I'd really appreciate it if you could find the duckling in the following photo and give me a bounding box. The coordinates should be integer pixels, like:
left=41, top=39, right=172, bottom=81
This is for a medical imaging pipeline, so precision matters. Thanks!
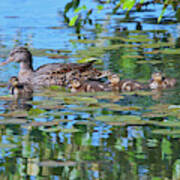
left=69, top=78, right=111, bottom=93
left=149, top=72, right=176, bottom=89
left=108, top=74, right=144, bottom=92
left=8, top=76, right=33, bottom=98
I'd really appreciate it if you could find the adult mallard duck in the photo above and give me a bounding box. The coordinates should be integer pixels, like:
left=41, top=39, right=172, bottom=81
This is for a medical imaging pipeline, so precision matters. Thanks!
left=69, top=78, right=111, bottom=93
left=0, top=47, right=107, bottom=86
left=149, top=72, right=176, bottom=89
left=108, top=74, right=145, bottom=91
left=8, top=76, right=33, bottom=98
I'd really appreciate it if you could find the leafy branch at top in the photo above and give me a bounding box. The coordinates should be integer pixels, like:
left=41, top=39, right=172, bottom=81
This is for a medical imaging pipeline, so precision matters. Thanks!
left=62, top=0, right=180, bottom=33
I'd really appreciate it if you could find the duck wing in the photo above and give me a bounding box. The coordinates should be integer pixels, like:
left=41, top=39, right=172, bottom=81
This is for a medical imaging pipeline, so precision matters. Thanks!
left=32, top=60, right=96, bottom=86
left=35, top=60, right=96, bottom=74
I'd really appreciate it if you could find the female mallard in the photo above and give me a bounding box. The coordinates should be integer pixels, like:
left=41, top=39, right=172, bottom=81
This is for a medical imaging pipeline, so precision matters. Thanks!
left=8, top=76, right=33, bottom=98
left=108, top=74, right=145, bottom=91
left=0, top=47, right=106, bottom=86
left=69, top=78, right=111, bottom=93
left=149, top=72, right=176, bottom=89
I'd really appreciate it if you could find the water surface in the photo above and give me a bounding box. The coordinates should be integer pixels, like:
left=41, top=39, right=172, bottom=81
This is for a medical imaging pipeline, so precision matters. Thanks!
left=0, top=0, right=180, bottom=179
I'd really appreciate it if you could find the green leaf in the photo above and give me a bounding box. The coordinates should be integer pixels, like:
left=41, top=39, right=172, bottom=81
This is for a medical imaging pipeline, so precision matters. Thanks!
left=64, top=2, right=73, bottom=13
left=69, top=15, right=78, bottom=26
left=77, top=57, right=102, bottom=64
left=97, top=5, right=104, bottom=11
left=122, top=0, right=136, bottom=10
left=28, top=108, right=46, bottom=117
left=158, top=0, right=168, bottom=23
left=74, top=5, right=87, bottom=13
left=158, top=7, right=166, bottom=23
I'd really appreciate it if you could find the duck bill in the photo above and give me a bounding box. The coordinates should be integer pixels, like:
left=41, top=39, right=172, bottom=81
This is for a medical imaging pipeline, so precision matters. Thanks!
left=0, top=57, right=13, bottom=66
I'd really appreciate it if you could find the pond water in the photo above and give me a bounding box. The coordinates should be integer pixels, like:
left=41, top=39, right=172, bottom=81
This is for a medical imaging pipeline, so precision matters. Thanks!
left=0, top=0, right=180, bottom=179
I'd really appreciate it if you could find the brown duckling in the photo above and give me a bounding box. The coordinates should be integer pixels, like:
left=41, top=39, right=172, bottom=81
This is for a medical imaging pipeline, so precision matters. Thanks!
left=149, top=72, right=176, bottom=90
left=69, top=78, right=111, bottom=93
left=8, top=76, right=33, bottom=98
left=0, top=47, right=108, bottom=86
left=108, top=74, right=145, bottom=92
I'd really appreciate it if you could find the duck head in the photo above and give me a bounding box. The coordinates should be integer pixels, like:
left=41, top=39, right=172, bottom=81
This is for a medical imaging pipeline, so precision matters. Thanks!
left=8, top=76, right=20, bottom=96
left=151, top=72, right=165, bottom=82
left=70, top=79, right=81, bottom=89
left=9, top=76, right=19, bottom=87
left=149, top=72, right=166, bottom=89
left=0, top=47, right=33, bottom=69
left=108, top=74, right=120, bottom=85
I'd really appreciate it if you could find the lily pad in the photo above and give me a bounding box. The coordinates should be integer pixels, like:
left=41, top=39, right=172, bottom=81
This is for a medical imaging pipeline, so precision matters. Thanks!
left=39, top=126, right=62, bottom=132
left=0, top=143, right=18, bottom=149
left=152, top=129, right=180, bottom=135
left=156, top=121, right=180, bottom=128
left=28, top=108, right=47, bottom=117
left=136, top=60, right=162, bottom=64
left=75, top=121, right=97, bottom=126
left=121, top=90, right=153, bottom=96
left=123, top=55, right=144, bottom=59
left=75, top=47, right=104, bottom=58
left=25, top=121, right=59, bottom=127
left=95, top=115, right=141, bottom=122
left=0, top=110, right=28, bottom=118
left=144, top=50, right=160, bottom=54
left=141, top=42, right=174, bottom=48
left=47, top=55, right=69, bottom=59
left=39, top=160, right=76, bottom=167
left=28, top=100, right=64, bottom=110
left=37, top=104, right=64, bottom=110
left=101, top=103, right=141, bottom=111
left=168, top=105, right=180, bottom=110
left=39, top=126, right=80, bottom=133
left=70, top=39, right=100, bottom=44
left=103, top=44, right=139, bottom=50
left=160, top=48, right=180, bottom=55
left=63, top=96, right=98, bottom=105
left=148, top=104, right=170, bottom=111
left=95, top=93, right=124, bottom=102
left=0, top=95, right=13, bottom=101
left=52, top=111, right=74, bottom=117
left=60, top=128, right=80, bottom=133
left=0, top=118, right=28, bottom=124
left=142, top=112, right=167, bottom=118
left=70, top=105, right=100, bottom=112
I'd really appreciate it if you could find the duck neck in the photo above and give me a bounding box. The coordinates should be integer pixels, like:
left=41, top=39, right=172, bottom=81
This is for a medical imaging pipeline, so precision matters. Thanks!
left=19, top=61, right=33, bottom=73
left=18, top=61, right=33, bottom=84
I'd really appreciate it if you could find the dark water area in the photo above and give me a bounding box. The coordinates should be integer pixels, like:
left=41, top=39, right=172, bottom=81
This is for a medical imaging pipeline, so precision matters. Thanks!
left=0, top=0, right=180, bottom=179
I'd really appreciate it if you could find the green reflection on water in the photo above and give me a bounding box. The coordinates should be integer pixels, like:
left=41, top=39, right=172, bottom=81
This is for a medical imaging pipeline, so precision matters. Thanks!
left=0, top=10, right=180, bottom=180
